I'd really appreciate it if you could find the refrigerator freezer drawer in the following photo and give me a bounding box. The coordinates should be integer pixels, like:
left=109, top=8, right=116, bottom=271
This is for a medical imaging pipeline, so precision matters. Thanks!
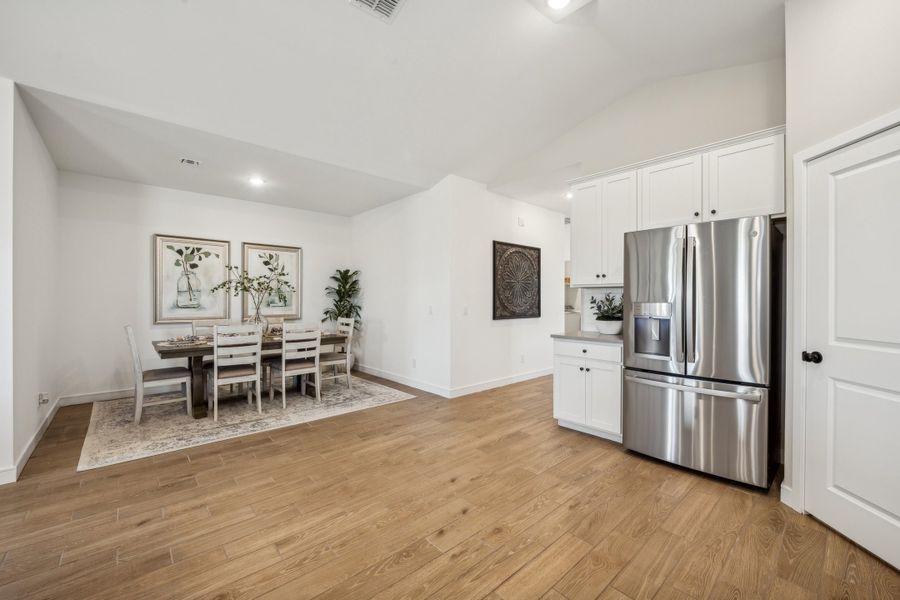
left=623, top=371, right=769, bottom=487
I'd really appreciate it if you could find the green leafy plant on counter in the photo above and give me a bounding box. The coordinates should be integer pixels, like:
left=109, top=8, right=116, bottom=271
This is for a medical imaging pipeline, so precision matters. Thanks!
left=590, top=293, right=624, bottom=321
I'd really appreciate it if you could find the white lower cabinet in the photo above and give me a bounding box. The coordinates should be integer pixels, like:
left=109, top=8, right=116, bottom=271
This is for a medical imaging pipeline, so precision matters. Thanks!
left=552, top=340, right=623, bottom=442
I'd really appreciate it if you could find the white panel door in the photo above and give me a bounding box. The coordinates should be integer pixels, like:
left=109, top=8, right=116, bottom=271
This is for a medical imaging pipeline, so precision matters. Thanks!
left=599, top=170, right=638, bottom=286
left=705, top=133, right=785, bottom=220
left=586, top=359, right=621, bottom=435
left=570, top=182, right=601, bottom=286
left=639, top=154, right=702, bottom=230
left=805, top=124, right=900, bottom=568
left=553, top=357, right=587, bottom=424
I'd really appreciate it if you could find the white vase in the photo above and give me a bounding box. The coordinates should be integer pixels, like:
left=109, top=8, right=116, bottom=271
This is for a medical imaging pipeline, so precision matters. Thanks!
left=595, top=320, right=623, bottom=335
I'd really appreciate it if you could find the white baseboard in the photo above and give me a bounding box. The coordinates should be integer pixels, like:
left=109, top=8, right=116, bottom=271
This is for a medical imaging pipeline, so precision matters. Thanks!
left=447, top=368, right=552, bottom=398
left=780, top=484, right=802, bottom=513
left=355, top=365, right=452, bottom=398
left=59, top=388, right=133, bottom=406
left=0, top=398, right=60, bottom=486
left=557, top=419, right=622, bottom=444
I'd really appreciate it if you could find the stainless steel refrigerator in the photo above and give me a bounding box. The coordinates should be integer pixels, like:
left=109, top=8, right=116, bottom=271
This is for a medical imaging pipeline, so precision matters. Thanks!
left=623, top=215, right=782, bottom=488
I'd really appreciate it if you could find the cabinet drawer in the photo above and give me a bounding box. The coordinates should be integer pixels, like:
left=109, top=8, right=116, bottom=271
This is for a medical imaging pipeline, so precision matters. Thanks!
left=554, top=340, right=622, bottom=363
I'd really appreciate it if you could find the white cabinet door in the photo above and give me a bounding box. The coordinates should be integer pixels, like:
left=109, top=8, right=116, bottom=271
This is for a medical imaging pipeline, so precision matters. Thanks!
left=553, top=357, right=587, bottom=424
left=570, top=182, right=601, bottom=286
left=586, top=359, right=622, bottom=435
left=804, top=124, right=900, bottom=568
left=639, top=154, right=702, bottom=230
left=705, top=133, right=785, bottom=221
left=599, top=170, right=638, bottom=286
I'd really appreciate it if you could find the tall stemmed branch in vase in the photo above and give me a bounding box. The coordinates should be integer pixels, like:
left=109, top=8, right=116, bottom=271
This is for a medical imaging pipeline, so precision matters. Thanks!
left=166, top=245, right=218, bottom=303
left=211, top=265, right=295, bottom=327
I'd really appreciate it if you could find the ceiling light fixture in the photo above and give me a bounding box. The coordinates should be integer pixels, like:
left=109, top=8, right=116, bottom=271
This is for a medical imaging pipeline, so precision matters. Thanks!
left=248, top=176, right=266, bottom=187
left=565, top=191, right=574, bottom=200
left=547, top=0, right=571, bottom=9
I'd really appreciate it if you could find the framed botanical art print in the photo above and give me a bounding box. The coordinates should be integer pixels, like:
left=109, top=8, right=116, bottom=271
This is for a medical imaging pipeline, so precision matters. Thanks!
left=493, top=240, right=541, bottom=320
left=242, top=242, right=302, bottom=321
left=154, top=234, right=231, bottom=323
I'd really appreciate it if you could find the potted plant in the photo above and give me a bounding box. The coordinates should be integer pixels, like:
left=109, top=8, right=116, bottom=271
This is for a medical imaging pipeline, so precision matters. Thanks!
left=321, top=269, right=362, bottom=330
left=211, top=265, right=295, bottom=332
left=590, top=292, right=624, bottom=335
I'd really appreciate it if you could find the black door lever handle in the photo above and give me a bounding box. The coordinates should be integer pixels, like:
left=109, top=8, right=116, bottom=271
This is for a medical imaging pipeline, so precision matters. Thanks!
left=802, top=351, right=823, bottom=364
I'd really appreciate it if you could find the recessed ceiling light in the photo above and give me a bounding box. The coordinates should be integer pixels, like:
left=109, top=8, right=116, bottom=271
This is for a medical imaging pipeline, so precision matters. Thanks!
left=565, top=191, right=574, bottom=200
left=547, top=0, right=571, bottom=9
left=248, top=176, right=266, bottom=187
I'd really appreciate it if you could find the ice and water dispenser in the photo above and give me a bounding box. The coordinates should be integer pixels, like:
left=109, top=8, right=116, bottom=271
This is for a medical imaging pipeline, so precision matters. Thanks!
left=632, top=302, right=672, bottom=358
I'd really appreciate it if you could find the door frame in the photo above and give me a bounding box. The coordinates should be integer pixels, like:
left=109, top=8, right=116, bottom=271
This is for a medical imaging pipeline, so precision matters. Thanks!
left=785, top=105, right=900, bottom=513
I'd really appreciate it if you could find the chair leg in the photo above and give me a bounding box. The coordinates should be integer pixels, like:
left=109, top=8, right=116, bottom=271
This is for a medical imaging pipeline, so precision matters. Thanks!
left=269, top=374, right=275, bottom=404
left=256, top=379, right=262, bottom=414
left=213, top=384, right=219, bottom=422
left=301, top=374, right=307, bottom=397
left=247, top=383, right=252, bottom=405
left=346, top=362, right=352, bottom=389
left=134, top=385, right=143, bottom=424
left=315, top=374, right=321, bottom=404
left=282, top=374, right=287, bottom=409
left=184, top=380, right=192, bottom=415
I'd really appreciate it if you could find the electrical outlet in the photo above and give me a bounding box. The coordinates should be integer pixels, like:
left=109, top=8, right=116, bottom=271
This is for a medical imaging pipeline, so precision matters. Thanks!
left=520, top=355, right=525, bottom=364
left=463, top=306, right=468, bottom=316
left=517, top=216, right=525, bottom=227
left=427, top=305, right=433, bottom=316
left=411, top=358, right=417, bottom=368
left=38, top=392, right=49, bottom=406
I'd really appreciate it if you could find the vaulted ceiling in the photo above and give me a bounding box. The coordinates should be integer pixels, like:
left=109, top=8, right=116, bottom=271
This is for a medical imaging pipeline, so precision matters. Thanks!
left=0, top=0, right=784, bottom=214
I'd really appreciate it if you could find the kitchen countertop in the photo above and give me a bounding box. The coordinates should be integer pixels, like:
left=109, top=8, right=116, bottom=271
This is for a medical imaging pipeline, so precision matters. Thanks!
left=551, top=330, right=623, bottom=344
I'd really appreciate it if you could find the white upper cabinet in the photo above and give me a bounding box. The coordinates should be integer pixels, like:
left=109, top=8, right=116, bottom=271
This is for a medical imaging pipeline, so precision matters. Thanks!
left=599, top=170, right=638, bottom=286
left=704, top=133, right=785, bottom=221
left=639, top=154, right=703, bottom=230
left=570, top=182, right=601, bottom=286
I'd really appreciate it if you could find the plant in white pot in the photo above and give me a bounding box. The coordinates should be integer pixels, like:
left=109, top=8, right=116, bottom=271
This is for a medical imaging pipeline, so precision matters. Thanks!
left=590, top=292, right=624, bottom=335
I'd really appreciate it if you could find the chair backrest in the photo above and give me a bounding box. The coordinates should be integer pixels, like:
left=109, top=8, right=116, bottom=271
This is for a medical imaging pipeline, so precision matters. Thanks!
left=213, top=324, right=262, bottom=377
left=124, top=325, right=143, bottom=385
left=282, top=323, right=320, bottom=368
left=192, top=319, right=230, bottom=337
left=336, top=317, right=355, bottom=348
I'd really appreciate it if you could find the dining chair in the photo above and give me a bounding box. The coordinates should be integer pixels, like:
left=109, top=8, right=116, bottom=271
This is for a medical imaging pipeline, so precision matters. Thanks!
left=319, top=317, right=355, bottom=390
left=124, top=326, right=192, bottom=424
left=260, top=316, right=284, bottom=390
left=267, top=326, right=321, bottom=408
left=207, top=324, right=263, bottom=421
left=191, top=319, right=230, bottom=338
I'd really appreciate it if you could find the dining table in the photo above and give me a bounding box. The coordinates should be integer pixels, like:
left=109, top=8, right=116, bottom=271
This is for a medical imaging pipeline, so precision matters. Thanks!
left=152, top=332, right=348, bottom=418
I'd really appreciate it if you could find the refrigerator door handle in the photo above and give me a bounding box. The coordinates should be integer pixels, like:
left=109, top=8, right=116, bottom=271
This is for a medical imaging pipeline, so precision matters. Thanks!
left=674, top=238, right=685, bottom=364
left=624, top=375, right=763, bottom=403
left=685, top=236, right=697, bottom=364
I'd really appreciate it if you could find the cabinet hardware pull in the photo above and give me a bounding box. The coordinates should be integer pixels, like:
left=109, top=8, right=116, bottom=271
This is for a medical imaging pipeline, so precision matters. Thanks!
left=693, top=211, right=700, bottom=217
left=582, top=349, right=587, bottom=353
left=585, top=368, right=591, bottom=372
left=601, top=274, right=606, bottom=278
left=711, top=209, right=717, bottom=215
left=579, top=367, right=584, bottom=371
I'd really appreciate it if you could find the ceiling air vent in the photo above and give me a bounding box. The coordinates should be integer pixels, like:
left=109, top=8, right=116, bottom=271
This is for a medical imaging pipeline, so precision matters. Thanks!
left=180, top=158, right=202, bottom=167
left=350, top=0, right=406, bottom=23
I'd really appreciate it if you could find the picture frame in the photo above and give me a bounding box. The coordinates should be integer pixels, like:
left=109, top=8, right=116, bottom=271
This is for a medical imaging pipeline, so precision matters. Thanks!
left=154, top=234, right=231, bottom=324
left=493, top=240, right=541, bottom=320
left=241, top=242, right=302, bottom=321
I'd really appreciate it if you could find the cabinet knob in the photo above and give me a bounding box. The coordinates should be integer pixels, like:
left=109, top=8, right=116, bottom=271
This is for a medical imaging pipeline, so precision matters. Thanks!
left=693, top=211, right=700, bottom=217
left=585, top=368, right=591, bottom=372
left=595, top=274, right=600, bottom=278
left=601, top=274, right=606, bottom=278
left=582, top=349, right=587, bottom=353
left=579, top=367, right=584, bottom=371
left=711, top=209, right=717, bottom=215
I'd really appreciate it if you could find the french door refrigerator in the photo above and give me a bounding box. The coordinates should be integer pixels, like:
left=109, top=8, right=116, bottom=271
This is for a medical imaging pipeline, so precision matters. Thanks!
left=623, top=215, right=781, bottom=488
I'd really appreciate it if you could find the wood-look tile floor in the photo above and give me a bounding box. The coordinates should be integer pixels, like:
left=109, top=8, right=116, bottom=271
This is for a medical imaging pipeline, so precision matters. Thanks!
left=1, top=374, right=897, bottom=600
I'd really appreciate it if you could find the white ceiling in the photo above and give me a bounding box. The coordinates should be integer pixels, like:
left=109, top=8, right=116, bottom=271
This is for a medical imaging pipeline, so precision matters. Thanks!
left=0, top=0, right=784, bottom=215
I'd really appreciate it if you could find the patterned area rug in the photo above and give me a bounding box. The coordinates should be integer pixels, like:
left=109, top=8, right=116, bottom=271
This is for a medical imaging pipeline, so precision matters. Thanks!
left=77, top=376, right=415, bottom=471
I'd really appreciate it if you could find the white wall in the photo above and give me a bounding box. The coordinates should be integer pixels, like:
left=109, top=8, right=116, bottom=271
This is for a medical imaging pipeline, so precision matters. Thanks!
left=781, top=0, right=900, bottom=498
left=352, top=175, right=565, bottom=397
left=447, top=176, right=565, bottom=394
left=56, top=172, right=352, bottom=401
left=12, top=85, right=58, bottom=474
left=350, top=178, right=453, bottom=395
left=0, top=78, right=15, bottom=482
left=492, top=59, right=785, bottom=188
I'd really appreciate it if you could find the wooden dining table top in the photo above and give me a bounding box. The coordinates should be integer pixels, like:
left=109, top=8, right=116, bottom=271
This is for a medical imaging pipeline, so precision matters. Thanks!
left=152, top=331, right=348, bottom=359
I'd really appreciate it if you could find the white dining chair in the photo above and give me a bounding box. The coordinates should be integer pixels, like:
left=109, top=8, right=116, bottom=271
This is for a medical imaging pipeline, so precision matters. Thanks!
left=267, top=326, right=321, bottom=407
left=192, top=319, right=230, bottom=338
left=206, top=324, right=263, bottom=421
left=124, top=326, right=192, bottom=424
left=319, top=317, right=355, bottom=390
left=260, top=316, right=284, bottom=390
